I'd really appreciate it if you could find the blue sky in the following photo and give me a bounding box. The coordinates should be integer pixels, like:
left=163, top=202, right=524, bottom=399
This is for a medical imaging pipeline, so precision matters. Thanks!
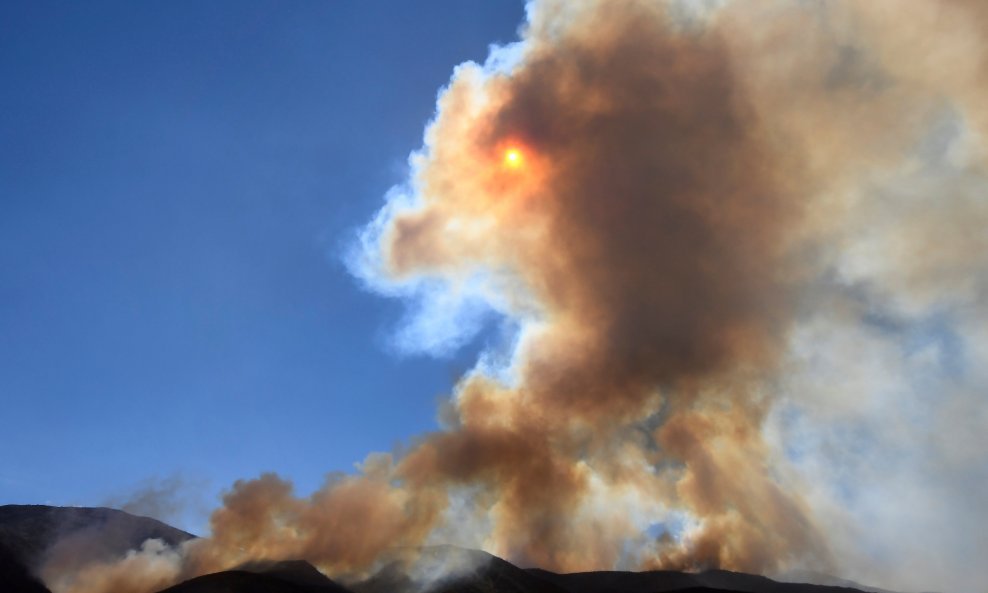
left=0, top=1, right=526, bottom=530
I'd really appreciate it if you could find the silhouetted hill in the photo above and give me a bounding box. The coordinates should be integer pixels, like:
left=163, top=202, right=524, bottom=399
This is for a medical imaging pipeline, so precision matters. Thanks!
left=350, top=546, right=570, bottom=593
left=776, top=571, right=897, bottom=593
left=0, top=506, right=892, bottom=593
left=528, top=567, right=870, bottom=593
left=345, top=546, right=876, bottom=593
left=0, top=540, right=51, bottom=593
left=0, top=505, right=193, bottom=570
left=157, top=560, right=351, bottom=593
left=156, top=544, right=886, bottom=593
left=238, top=559, right=354, bottom=592
left=0, top=504, right=194, bottom=591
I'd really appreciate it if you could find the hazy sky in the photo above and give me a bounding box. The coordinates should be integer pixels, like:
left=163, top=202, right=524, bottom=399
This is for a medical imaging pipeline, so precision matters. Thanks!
left=0, top=1, right=526, bottom=530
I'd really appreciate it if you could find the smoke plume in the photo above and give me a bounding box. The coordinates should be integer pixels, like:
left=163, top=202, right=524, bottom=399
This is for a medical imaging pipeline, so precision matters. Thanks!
left=48, top=1, right=988, bottom=592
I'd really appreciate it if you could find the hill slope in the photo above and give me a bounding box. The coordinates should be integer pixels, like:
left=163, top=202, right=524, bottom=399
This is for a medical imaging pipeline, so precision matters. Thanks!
left=529, top=567, right=870, bottom=593
left=0, top=506, right=891, bottom=593
left=345, top=547, right=877, bottom=593
left=0, top=505, right=193, bottom=568
left=157, top=560, right=352, bottom=593
left=0, top=539, right=51, bottom=593
left=0, top=504, right=193, bottom=591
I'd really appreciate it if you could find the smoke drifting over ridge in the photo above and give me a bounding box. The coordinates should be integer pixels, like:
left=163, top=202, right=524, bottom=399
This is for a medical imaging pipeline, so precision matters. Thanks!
left=49, top=1, right=988, bottom=593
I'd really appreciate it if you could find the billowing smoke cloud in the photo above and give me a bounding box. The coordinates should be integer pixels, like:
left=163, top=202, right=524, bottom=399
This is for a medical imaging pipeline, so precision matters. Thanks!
left=46, top=1, right=988, bottom=592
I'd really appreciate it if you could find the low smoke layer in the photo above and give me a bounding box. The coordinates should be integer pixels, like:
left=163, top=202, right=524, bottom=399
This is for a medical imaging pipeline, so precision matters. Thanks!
left=48, top=1, right=988, bottom=593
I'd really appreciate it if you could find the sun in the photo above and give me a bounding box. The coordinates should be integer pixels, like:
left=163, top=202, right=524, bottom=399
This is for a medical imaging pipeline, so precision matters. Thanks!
left=503, top=148, right=523, bottom=168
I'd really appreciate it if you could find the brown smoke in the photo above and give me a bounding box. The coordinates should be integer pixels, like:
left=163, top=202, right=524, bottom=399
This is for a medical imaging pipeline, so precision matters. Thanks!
left=176, top=0, right=825, bottom=577
left=381, top=0, right=819, bottom=571
left=49, top=1, right=988, bottom=592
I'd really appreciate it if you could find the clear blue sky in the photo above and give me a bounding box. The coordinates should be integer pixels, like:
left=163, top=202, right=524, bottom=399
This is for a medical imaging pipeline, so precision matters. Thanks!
left=0, top=1, right=526, bottom=530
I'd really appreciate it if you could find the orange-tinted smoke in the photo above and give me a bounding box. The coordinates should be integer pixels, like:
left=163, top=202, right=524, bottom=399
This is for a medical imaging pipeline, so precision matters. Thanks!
left=366, top=0, right=822, bottom=573
left=56, top=2, right=826, bottom=589
left=51, top=0, right=988, bottom=590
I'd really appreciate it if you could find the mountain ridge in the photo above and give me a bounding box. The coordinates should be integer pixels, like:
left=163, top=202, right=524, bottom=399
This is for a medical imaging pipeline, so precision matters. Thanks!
left=0, top=504, right=194, bottom=569
left=0, top=505, right=894, bottom=593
